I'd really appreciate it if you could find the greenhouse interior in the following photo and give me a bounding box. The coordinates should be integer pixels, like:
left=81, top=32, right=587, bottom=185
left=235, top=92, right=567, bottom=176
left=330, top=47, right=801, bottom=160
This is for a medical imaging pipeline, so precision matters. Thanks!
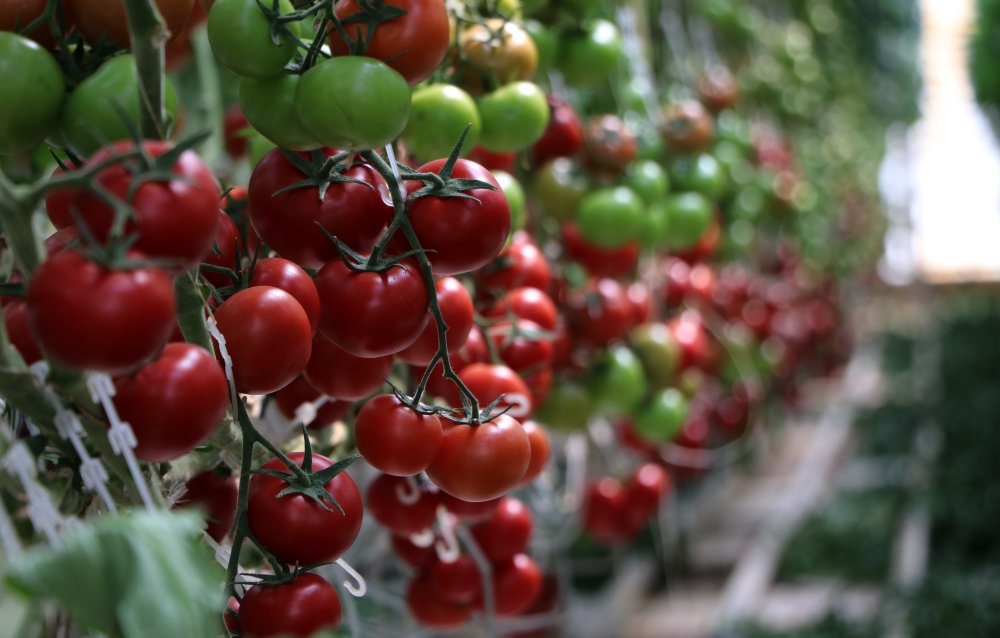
left=0, top=0, right=998, bottom=636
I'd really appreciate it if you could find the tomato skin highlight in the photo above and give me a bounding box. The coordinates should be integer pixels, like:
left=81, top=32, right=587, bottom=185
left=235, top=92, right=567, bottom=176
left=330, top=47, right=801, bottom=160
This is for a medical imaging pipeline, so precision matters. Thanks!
left=426, top=414, right=531, bottom=502
left=114, top=343, right=229, bottom=462
left=355, top=394, right=444, bottom=476
left=239, top=572, right=342, bottom=638
left=248, top=452, right=363, bottom=565
left=27, top=251, right=176, bottom=375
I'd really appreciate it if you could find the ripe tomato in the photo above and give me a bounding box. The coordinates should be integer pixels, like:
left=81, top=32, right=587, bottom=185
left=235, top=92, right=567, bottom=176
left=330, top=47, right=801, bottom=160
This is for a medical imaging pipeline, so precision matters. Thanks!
left=239, top=73, right=320, bottom=151
left=272, top=375, right=351, bottom=429
left=366, top=473, right=439, bottom=534
left=407, top=158, right=510, bottom=276
left=557, top=19, right=622, bottom=87
left=562, top=223, right=639, bottom=279
left=474, top=235, right=551, bottom=298
left=239, top=573, right=342, bottom=637
left=428, top=555, right=482, bottom=605
left=173, top=468, right=238, bottom=541
left=207, top=0, right=299, bottom=78
left=0, top=33, right=64, bottom=155
left=0, top=0, right=66, bottom=48
left=27, top=251, right=175, bottom=374
left=482, top=287, right=558, bottom=331
left=456, top=363, right=533, bottom=419
left=520, top=420, right=550, bottom=483
left=626, top=462, right=671, bottom=513
left=582, top=114, right=637, bottom=173
left=303, top=333, right=391, bottom=400
left=295, top=56, right=411, bottom=150
left=698, top=65, right=740, bottom=112
left=477, top=82, right=550, bottom=153
left=315, top=258, right=430, bottom=358
left=470, top=497, right=532, bottom=563
left=3, top=300, right=42, bottom=365
left=661, top=100, right=715, bottom=153
left=397, top=276, right=475, bottom=366
left=439, top=492, right=501, bottom=520
left=490, top=554, right=543, bottom=616
left=402, top=84, right=481, bottom=161
left=459, top=19, right=537, bottom=87
left=407, top=573, right=472, bottom=629
left=249, top=258, right=320, bottom=335
left=69, top=140, right=221, bottom=269
left=392, top=533, right=436, bottom=568
left=409, top=325, right=490, bottom=398
left=328, top=0, right=449, bottom=86
left=248, top=451, right=362, bottom=565
left=582, top=477, right=628, bottom=543
left=199, top=211, right=240, bottom=288
left=114, top=343, right=229, bottom=462
left=355, top=394, right=444, bottom=476
left=532, top=95, right=583, bottom=166
left=426, top=414, right=531, bottom=502
left=248, top=150, right=391, bottom=269
left=566, top=278, right=633, bottom=349
left=60, top=54, right=179, bottom=156
left=486, top=319, right=554, bottom=374
left=468, top=145, right=517, bottom=172
left=71, top=0, right=192, bottom=48
left=214, top=286, right=312, bottom=395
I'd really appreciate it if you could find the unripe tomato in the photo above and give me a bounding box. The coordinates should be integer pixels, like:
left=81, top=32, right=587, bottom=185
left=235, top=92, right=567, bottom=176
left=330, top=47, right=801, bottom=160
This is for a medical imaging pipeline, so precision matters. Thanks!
left=240, top=73, right=319, bottom=150
left=575, top=186, right=644, bottom=248
left=460, top=19, right=538, bottom=86
left=558, top=19, right=622, bottom=87
left=477, top=82, right=549, bottom=153
left=0, top=32, right=64, bottom=155
left=402, top=84, right=481, bottom=160
left=208, top=0, right=299, bottom=78
left=634, top=388, right=688, bottom=444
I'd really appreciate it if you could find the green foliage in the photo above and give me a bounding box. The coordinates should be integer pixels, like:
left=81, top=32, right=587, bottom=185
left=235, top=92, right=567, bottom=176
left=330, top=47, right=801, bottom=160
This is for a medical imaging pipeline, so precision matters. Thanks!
left=972, top=0, right=1000, bottom=111
left=4, top=511, right=224, bottom=638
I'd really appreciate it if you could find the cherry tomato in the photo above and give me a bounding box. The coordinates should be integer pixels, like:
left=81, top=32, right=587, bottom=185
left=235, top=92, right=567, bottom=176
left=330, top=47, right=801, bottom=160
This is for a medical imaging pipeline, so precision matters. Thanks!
left=115, top=343, right=228, bottom=462
left=239, top=73, right=319, bottom=150
left=0, top=32, right=64, bottom=155
left=534, top=381, right=593, bottom=432
left=392, top=533, right=436, bottom=569
left=239, top=573, right=342, bottom=637
left=366, top=473, right=439, bottom=534
left=668, top=153, right=727, bottom=200
left=587, top=345, right=647, bottom=415
left=303, top=333, right=391, bottom=400
left=562, top=223, right=639, bottom=279
left=470, top=497, right=532, bottom=563
left=468, top=145, right=517, bottom=172
left=272, top=375, right=351, bottom=429
left=665, top=192, right=714, bottom=251
left=3, top=300, right=42, bottom=364
left=248, top=451, right=363, bottom=565
left=623, top=159, right=670, bottom=204
left=582, top=114, right=637, bottom=173
left=27, top=251, right=175, bottom=374
left=402, top=84, right=481, bottom=161
left=531, top=158, right=589, bottom=221
left=490, top=554, right=543, bottom=616
left=428, top=555, right=482, bottom=606
left=214, top=286, right=312, bottom=395
left=207, top=0, right=299, bottom=78
left=575, top=186, right=644, bottom=248
left=492, top=170, right=526, bottom=235
left=567, top=278, right=633, bottom=348
left=295, top=56, right=411, bottom=150
left=629, top=322, right=681, bottom=390
left=477, top=82, right=550, bottom=153
left=249, top=258, right=320, bottom=335
left=520, top=419, right=551, bottom=483
left=315, top=258, right=430, bottom=357
left=582, top=477, right=628, bottom=543
left=474, top=235, right=551, bottom=298
left=328, top=0, right=450, bottom=85
left=634, top=388, right=688, bottom=444
left=661, top=100, right=715, bottom=153
left=70, top=0, right=191, bottom=48
left=355, top=394, right=444, bottom=476
left=409, top=326, right=490, bottom=398
left=482, top=287, right=558, bottom=331
left=460, top=19, right=537, bottom=87
left=557, top=19, right=622, bottom=87
left=407, top=573, right=471, bottom=630
left=199, top=211, right=241, bottom=288
left=532, top=95, right=584, bottom=165
left=486, top=319, right=554, bottom=373
left=398, top=277, right=474, bottom=366
left=457, top=363, right=533, bottom=419
left=426, top=414, right=531, bottom=502
left=174, top=468, right=238, bottom=541
left=439, top=492, right=501, bottom=521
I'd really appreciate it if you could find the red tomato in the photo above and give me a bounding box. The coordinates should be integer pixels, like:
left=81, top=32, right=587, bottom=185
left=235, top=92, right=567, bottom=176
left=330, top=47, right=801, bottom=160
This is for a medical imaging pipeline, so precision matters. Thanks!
left=566, top=278, right=633, bottom=349
left=625, top=462, right=670, bottom=514
left=456, top=363, right=533, bottom=419
left=562, top=223, right=639, bottom=279
left=44, top=165, right=75, bottom=230
left=520, top=420, right=550, bottom=484
left=366, top=473, right=439, bottom=534
left=410, top=326, right=490, bottom=398
left=428, top=555, right=482, bottom=606
left=173, top=468, right=238, bottom=541
left=532, top=94, right=584, bottom=166
left=328, top=0, right=449, bottom=85
left=407, top=573, right=472, bottom=629
left=486, top=319, right=554, bottom=374
left=71, top=0, right=193, bottom=49
left=3, top=300, right=42, bottom=364
left=239, top=573, right=341, bottom=638
left=397, top=276, right=475, bottom=366
left=70, top=141, right=221, bottom=269
left=392, top=533, right=436, bottom=569
left=223, top=104, right=250, bottom=157
left=426, top=414, right=531, bottom=502
left=214, top=286, right=312, bottom=395
left=199, top=210, right=241, bottom=288
left=582, top=477, right=630, bottom=543
left=303, top=333, right=392, bottom=400
left=475, top=233, right=551, bottom=298
left=482, top=287, right=558, bottom=331
left=248, top=452, right=363, bottom=565
left=355, top=394, right=444, bottom=476
left=114, top=343, right=229, bottom=462
left=439, top=492, right=501, bottom=520
left=249, top=257, right=321, bottom=335
left=468, top=145, right=517, bottom=172
left=26, top=251, right=175, bottom=374
left=470, top=497, right=532, bottom=563
left=407, top=159, right=511, bottom=276
left=248, top=149, right=392, bottom=269
left=271, top=375, right=351, bottom=429
left=626, top=282, right=652, bottom=327
left=315, top=258, right=430, bottom=357
left=490, top=554, right=543, bottom=616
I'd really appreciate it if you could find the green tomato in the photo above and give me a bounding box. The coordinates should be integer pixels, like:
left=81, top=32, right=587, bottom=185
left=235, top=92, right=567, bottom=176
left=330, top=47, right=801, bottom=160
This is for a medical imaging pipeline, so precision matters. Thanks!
left=558, top=19, right=622, bottom=87
left=665, top=192, right=714, bottom=250
left=730, top=182, right=766, bottom=221
left=295, top=56, right=411, bottom=151
left=208, top=0, right=300, bottom=78
left=523, top=20, right=556, bottom=71
left=587, top=345, right=647, bottom=415
left=0, top=33, right=64, bottom=155
left=634, top=388, right=688, bottom=444
left=623, top=159, right=669, bottom=204
left=497, top=0, right=522, bottom=18
left=493, top=170, right=526, bottom=236
left=240, top=73, right=319, bottom=150
left=715, top=110, right=751, bottom=153
left=629, top=322, right=680, bottom=390
left=520, top=0, right=547, bottom=15
left=402, top=84, right=480, bottom=160
left=535, top=380, right=594, bottom=432
left=640, top=198, right=671, bottom=251
left=61, top=55, right=178, bottom=156
left=532, top=157, right=589, bottom=221
left=248, top=132, right=278, bottom=167
left=477, top=81, right=549, bottom=153
left=575, top=186, right=644, bottom=248
left=668, top=153, right=727, bottom=200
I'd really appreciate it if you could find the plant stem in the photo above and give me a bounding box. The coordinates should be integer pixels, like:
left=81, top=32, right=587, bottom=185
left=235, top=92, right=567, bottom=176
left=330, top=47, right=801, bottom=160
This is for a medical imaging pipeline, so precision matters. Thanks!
left=0, top=173, right=44, bottom=275
left=123, top=0, right=169, bottom=139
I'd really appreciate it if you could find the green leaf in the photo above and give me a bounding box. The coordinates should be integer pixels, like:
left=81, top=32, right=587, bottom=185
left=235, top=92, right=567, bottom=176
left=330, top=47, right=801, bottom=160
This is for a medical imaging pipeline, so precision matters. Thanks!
left=4, top=510, right=224, bottom=638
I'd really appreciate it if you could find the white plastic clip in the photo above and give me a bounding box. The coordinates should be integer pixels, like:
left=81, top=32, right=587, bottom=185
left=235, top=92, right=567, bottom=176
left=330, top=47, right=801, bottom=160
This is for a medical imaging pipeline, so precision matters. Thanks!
left=434, top=507, right=461, bottom=564
left=395, top=474, right=421, bottom=505
left=408, top=527, right=436, bottom=548
left=205, top=315, right=240, bottom=408
left=335, top=558, right=367, bottom=597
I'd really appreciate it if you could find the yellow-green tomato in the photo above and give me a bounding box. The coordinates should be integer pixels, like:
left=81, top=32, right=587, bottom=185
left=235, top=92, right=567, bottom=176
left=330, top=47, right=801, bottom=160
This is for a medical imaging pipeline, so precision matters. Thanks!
left=208, top=0, right=300, bottom=78
left=493, top=170, right=526, bottom=236
left=634, top=388, right=688, bottom=444
left=477, top=81, right=549, bottom=153
left=629, top=322, right=680, bottom=390
left=588, top=345, right=647, bottom=415
left=535, top=380, right=594, bottom=432
left=532, top=158, right=589, bottom=221
left=402, top=84, right=480, bottom=160
left=0, top=33, right=64, bottom=155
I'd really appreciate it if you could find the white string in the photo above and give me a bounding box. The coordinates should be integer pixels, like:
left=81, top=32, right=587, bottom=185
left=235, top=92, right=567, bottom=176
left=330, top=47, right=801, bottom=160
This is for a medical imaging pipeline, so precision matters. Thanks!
left=205, top=315, right=239, bottom=410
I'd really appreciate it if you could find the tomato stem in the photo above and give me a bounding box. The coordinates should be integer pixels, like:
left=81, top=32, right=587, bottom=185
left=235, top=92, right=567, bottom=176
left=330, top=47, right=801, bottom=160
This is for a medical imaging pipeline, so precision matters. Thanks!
left=122, top=0, right=170, bottom=140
